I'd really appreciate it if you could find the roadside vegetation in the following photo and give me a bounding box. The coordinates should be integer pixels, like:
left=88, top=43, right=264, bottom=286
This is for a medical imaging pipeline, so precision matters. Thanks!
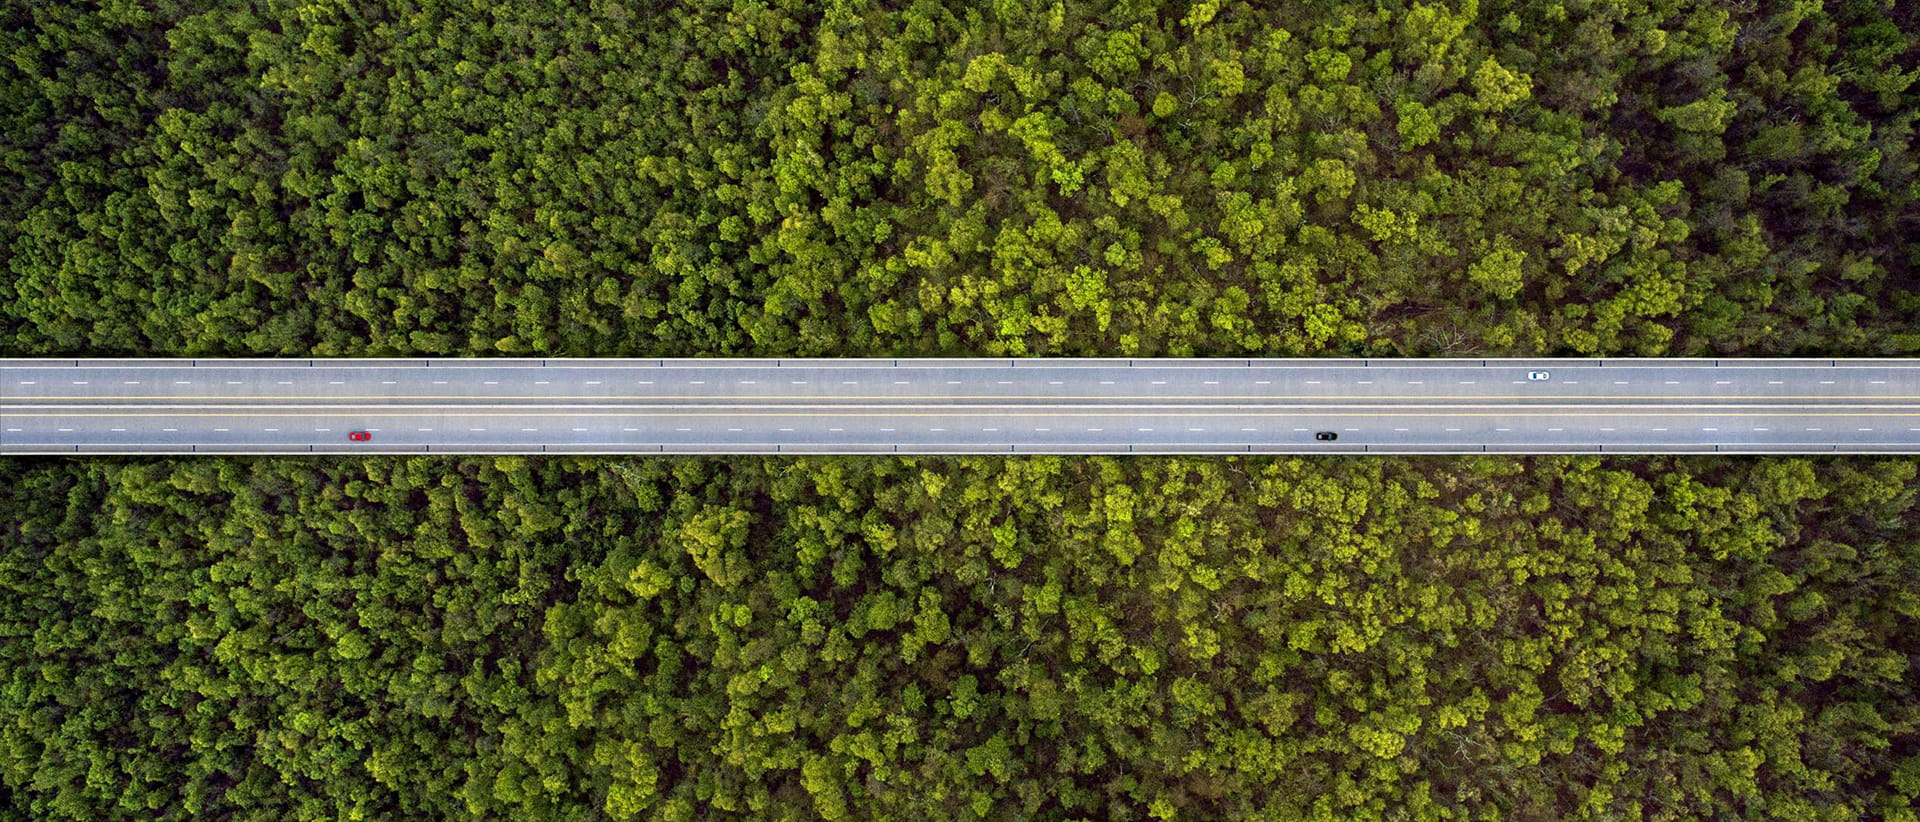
left=4, top=456, right=1918, bottom=819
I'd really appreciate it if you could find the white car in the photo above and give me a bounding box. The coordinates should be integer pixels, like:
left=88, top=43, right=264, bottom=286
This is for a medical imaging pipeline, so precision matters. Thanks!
left=1527, top=371, right=1551, bottom=381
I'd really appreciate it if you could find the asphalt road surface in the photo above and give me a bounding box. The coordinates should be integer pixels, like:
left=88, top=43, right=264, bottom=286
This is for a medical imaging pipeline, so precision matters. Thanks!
left=4, top=358, right=1919, bottom=454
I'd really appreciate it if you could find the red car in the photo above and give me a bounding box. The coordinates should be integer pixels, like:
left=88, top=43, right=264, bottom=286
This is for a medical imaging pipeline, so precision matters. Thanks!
left=347, top=431, right=372, bottom=442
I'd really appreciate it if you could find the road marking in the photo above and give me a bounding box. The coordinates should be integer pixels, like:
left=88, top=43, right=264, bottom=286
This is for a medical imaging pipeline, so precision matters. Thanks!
left=1087, top=428, right=1103, bottom=432
left=792, top=380, right=807, bottom=384
left=572, top=427, right=588, bottom=432
left=3, top=428, right=18, bottom=432
left=1496, top=428, right=1511, bottom=431
left=1647, top=427, right=1661, bottom=431
left=1769, top=381, right=1784, bottom=385
left=1808, top=427, right=1821, bottom=431
left=264, top=428, right=278, bottom=432
left=1613, top=381, right=1629, bottom=385
left=846, top=381, right=861, bottom=385
left=739, top=381, right=755, bottom=385
left=1703, top=427, right=1718, bottom=431
left=1137, top=427, right=1153, bottom=432
left=879, top=428, right=895, bottom=432
left=1188, top=427, right=1205, bottom=432
left=433, top=380, right=447, bottom=384
left=829, top=428, right=844, bottom=432
left=1547, top=427, right=1563, bottom=432
left=17, top=381, right=33, bottom=385
left=1357, top=381, right=1372, bottom=384
left=1256, top=380, right=1271, bottom=385
left=1036, top=428, right=1051, bottom=432
left=1752, top=428, right=1768, bottom=431
left=586, top=381, right=603, bottom=385
left=124, top=381, right=139, bottom=385
left=1820, top=381, right=1835, bottom=384
left=225, top=381, right=241, bottom=384
left=58, top=428, right=72, bottom=432
left=1512, top=380, right=1526, bottom=384
left=1873, top=380, right=1888, bottom=384
left=1000, top=381, right=1014, bottom=385
left=676, top=428, right=691, bottom=431
left=929, top=427, right=945, bottom=432
left=381, top=381, right=395, bottom=385
left=163, top=428, right=176, bottom=432
left=315, top=428, right=331, bottom=432
left=637, top=381, right=652, bottom=385
left=111, top=428, right=126, bottom=432
left=1099, top=380, right=1114, bottom=385
left=1457, top=381, right=1474, bottom=385
left=1205, top=381, right=1219, bottom=385
left=330, top=380, right=344, bottom=385
left=780, top=427, right=796, bottom=432
left=535, top=381, right=550, bottom=385
left=1601, top=427, right=1616, bottom=432
left=472, top=428, right=487, bottom=432
left=983, top=427, right=998, bottom=432
left=522, top=428, right=537, bottom=432
left=1407, top=381, right=1424, bottom=385
left=1446, top=428, right=1460, bottom=432
left=1306, top=380, right=1322, bottom=385
left=1717, top=381, right=1732, bottom=384
left=1394, top=427, right=1408, bottom=431
left=1050, top=381, right=1064, bottom=385
left=73, top=381, right=88, bottom=385
left=1293, top=428, right=1308, bottom=432
left=213, top=428, right=227, bottom=432
left=417, top=428, right=432, bottom=432
left=484, top=380, right=498, bottom=385
left=1245, top=428, right=1259, bottom=432
left=690, top=381, right=705, bottom=385
left=1859, top=428, right=1873, bottom=431
left=897, top=381, right=911, bottom=385
left=1666, top=381, right=1680, bottom=384
left=1563, top=381, right=1579, bottom=384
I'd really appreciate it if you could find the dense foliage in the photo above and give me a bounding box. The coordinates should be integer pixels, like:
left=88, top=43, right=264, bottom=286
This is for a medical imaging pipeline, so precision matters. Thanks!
left=4, top=0, right=1916, bottom=357
left=3, top=456, right=1919, bottom=820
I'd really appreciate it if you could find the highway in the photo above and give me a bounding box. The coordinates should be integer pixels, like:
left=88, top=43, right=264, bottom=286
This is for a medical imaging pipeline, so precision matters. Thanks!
left=3, top=358, right=1919, bottom=455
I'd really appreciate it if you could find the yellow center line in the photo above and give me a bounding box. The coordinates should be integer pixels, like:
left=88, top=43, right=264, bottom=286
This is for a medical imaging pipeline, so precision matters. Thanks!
left=12, top=411, right=1920, bottom=419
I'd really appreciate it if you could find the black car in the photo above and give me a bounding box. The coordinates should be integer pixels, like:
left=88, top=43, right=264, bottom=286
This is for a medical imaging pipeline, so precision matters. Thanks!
left=1314, top=431, right=1338, bottom=441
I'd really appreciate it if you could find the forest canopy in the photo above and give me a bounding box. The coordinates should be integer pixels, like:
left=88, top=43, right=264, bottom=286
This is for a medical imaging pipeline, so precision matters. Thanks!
left=2, top=455, right=1918, bottom=819
left=3, top=0, right=1916, bottom=357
